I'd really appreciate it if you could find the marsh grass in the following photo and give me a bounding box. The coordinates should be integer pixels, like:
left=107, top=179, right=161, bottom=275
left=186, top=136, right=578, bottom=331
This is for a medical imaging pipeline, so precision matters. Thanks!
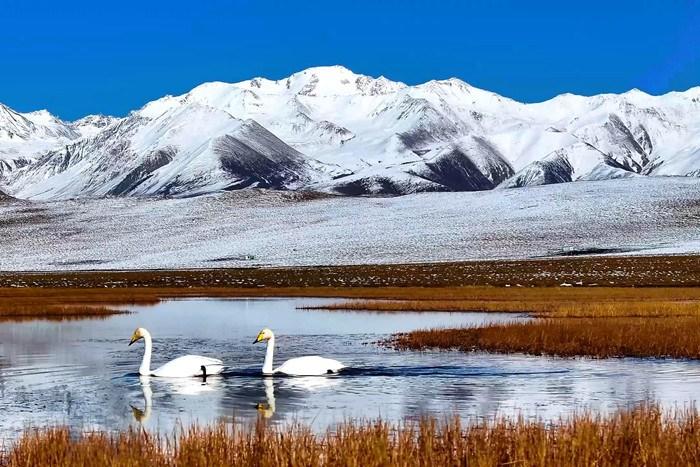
left=4, top=405, right=700, bottom=466
left=0, top=305, right=128, bottom=321
left=391, top=316, right=700, bottom=359
left=303, top=298, right=700, bottom=318
left=362, top=288, right=700, bottom=358
left=4, top=285, right=700, bottom=324
left=0, top=288, right=154, bottom=320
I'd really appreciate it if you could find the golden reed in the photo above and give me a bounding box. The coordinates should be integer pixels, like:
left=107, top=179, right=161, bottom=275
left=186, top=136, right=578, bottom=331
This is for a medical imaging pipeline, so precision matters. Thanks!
left=4, top=404, right=700, bottom=466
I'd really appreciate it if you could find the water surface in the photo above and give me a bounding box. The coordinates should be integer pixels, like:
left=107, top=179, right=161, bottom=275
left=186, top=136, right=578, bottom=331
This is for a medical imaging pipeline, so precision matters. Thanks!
left=1, top=298, right=700, bottom=438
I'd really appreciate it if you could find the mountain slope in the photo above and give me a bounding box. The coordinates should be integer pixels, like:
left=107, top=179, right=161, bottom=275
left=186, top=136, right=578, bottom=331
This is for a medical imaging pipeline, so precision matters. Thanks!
left=0, top=188, right=13, bottom=201
left=0, top=104, right=82, bottom=182
left=1, top=66, right=699, bottom=199
left=7, top=105, right=326, bottom=199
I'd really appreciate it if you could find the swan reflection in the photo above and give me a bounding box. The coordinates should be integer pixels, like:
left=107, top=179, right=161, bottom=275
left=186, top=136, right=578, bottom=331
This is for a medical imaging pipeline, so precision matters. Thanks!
left=130, top=375, right=222, bottom=424
left=255, top=376, right=341, bottom=419
left=130, top=376, right=153, bottom=423
left=256, top=378, right=276, bottom=418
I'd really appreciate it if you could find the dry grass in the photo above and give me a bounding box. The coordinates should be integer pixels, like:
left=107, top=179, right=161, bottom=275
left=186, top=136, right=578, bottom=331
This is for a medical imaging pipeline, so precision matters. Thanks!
left=0, top=305, right=127, bottom=322
left=2, top=254, right=700, bottom=288
left=303, top=298, right=700, bottom=318
left=3, top=284, right=700, bottom=323
left=391, top=316, right=700, bottom=359
left=368, top=287, right=700, bottom=358
left=5, top=405, right=700, bottom=466
left=0, top=288, right=156, bottom=320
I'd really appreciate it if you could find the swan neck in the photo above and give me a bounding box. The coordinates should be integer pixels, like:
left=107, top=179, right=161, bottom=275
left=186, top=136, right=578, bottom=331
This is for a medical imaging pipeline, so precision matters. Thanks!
left=263, top=335, right=275, bottom=375
left=139, top=331, right=152, bottom=376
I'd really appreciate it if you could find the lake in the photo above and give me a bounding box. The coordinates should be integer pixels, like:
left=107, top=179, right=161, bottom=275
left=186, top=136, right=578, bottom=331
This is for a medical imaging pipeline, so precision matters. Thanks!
left=1, top=297, right=700, bottom=439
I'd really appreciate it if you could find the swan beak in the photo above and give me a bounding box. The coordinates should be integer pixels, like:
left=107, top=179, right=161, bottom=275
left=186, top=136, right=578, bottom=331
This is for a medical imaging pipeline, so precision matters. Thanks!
left=128, top=333, right=140, bottom=346
left=253, top=332, right=264, bottom=344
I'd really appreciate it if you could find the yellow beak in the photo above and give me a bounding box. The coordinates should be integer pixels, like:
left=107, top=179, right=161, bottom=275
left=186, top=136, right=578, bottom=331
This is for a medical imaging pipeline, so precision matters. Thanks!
left=253, top=333, right=265, bottom=344
left=128, top=334, right=140, bottom=346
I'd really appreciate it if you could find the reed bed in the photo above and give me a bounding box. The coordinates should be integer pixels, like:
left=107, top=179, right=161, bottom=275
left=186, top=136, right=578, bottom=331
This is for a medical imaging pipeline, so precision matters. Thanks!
left=303, top=298, right=700, bottom=318
left=1, top=285, right=696, bottom=322
left=4, top=405, right=700, bottom=466
left=391, top=316, right=700, bottom=359
left=3, top=284, right=700, bottom=323
left=0, top=305, right=128, bottom=321
left=0, top=288, right=155, bottom=320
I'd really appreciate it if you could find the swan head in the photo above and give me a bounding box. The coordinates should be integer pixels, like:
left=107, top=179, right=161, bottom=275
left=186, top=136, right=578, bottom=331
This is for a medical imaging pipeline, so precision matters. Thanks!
left=253, top=328, right=274, bottom=344
left=129, top=327, right=148, bottom=346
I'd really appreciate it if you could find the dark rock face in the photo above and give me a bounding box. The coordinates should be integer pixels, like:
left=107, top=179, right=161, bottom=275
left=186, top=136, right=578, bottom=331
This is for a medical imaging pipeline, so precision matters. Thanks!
left=331, top=176, right=422, bottom=196
left=411, top=138, right=514, bottom=191
left=603, top=113, right=650, bottom=171
left=0, top=189, right=14, bottom=201
left=108, top=146, right=177, bottom=196
left=501, top=153, right=574, bottom=188
left=213, top=121, right=312, bottom=190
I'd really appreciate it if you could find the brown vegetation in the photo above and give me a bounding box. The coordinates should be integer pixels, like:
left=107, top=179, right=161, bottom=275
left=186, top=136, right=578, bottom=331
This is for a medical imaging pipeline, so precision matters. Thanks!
left=4, top=405, right=700, bottom=466
left=391, top=316, right=700, bottom=359
left=303, top=298, right=700, bottom=318
left=0, top=288, right=153, bottom=320
left=2, top=254, right=700, bottom=289
left=351, top=287, right=700, bottom=359
left=0, top=305, right=128, bottom=322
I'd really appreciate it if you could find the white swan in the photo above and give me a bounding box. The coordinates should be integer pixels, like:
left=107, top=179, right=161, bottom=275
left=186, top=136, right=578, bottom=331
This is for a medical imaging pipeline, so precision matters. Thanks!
left=253, top=328, right=345, bottom=376
left=128, top=327, right=224, bottom=377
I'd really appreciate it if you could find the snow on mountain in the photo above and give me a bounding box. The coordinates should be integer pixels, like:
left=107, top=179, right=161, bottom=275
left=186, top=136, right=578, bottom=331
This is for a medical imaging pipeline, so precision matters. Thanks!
left=1, top=66, right=699, bottom=199
left=0, top=104, right=82, bottom=182
left=7, top=103, right=326, bottom=200
left=70, top=114, right=120, bottom=138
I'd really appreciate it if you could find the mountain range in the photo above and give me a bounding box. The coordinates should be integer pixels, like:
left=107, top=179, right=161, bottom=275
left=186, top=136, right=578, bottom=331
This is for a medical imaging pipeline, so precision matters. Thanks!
left=1, top=65, right=699, bottom=200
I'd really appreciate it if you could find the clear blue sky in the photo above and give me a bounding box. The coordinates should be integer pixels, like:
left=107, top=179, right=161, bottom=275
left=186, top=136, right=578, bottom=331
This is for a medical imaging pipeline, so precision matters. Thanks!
left=2, top=0, right=699, bottom=120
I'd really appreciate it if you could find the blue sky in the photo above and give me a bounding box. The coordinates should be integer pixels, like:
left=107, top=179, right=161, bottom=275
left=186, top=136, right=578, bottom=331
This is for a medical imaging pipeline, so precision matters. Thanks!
left=2, top=0, right=698, bottom=120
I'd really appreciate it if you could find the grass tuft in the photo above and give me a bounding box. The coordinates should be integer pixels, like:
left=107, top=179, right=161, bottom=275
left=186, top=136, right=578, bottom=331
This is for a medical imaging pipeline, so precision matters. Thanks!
left=5, top=405, right=700, bottom=466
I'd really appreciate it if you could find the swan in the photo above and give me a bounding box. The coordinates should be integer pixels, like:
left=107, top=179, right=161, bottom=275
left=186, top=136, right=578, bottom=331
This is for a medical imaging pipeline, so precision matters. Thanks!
left=253, top=328, right=345, bottom=376
left=128, top=327, right=224, bottom=377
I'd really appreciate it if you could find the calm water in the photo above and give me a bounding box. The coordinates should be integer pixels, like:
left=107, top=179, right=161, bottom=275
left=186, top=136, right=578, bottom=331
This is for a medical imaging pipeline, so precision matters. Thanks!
left=2, top=298, right=700, bottom=438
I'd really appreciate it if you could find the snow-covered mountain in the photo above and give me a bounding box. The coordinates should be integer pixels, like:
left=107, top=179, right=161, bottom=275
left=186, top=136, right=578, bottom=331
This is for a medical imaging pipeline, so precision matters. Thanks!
left=1, top=65, right=699, bottom=199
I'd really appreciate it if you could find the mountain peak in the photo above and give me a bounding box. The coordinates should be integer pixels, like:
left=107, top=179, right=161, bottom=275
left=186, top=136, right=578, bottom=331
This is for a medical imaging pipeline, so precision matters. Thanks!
left=284, top=65, right=405, bottom=96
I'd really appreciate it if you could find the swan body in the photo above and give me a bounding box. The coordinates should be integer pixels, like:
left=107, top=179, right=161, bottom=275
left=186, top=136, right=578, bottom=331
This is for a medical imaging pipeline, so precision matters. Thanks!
left=253, top=328, right=345, bottom=376
left=273, top=356, right=345, bottom=376
left=129, top=327, right=224, bottom=378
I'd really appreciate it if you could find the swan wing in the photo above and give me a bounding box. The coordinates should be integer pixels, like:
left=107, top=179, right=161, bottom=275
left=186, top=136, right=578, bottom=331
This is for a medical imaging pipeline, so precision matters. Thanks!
left=275, top=356, right=345, bottom=376
left=152, top=355, right=224, bottom=378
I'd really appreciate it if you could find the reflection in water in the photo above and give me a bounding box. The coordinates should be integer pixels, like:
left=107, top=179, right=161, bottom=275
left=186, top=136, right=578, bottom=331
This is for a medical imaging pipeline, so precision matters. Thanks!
left=254, top=376, right=341, bottom=419
left=130, top=375, right=224, bottom=425
left=131, top=376, right=153, bottom=423
left=1, top=298, right=700, bottom=439
left=256, top=378, right=276, bottom=418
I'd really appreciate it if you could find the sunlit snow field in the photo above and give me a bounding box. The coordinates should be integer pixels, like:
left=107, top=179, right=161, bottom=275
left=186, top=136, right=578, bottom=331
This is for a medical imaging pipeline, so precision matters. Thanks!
left=0, top=177, right=698, bottom=271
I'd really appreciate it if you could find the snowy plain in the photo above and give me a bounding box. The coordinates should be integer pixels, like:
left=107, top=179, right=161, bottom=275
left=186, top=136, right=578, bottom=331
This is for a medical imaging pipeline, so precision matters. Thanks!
left=0, top=177, right=698, bottom=271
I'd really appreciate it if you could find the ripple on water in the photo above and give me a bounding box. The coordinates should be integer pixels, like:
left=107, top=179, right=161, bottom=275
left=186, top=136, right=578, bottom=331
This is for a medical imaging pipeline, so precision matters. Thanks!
left=0, top=297, right=699, bottom=440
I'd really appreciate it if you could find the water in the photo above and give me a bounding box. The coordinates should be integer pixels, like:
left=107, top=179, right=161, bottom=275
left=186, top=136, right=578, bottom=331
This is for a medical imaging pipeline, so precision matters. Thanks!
left=1, top=297, right=700, bottom=439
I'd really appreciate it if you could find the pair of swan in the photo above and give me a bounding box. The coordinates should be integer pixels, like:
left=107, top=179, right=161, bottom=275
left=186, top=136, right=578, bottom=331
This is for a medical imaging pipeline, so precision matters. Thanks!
left=128, top=327, right=345, bottom=378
